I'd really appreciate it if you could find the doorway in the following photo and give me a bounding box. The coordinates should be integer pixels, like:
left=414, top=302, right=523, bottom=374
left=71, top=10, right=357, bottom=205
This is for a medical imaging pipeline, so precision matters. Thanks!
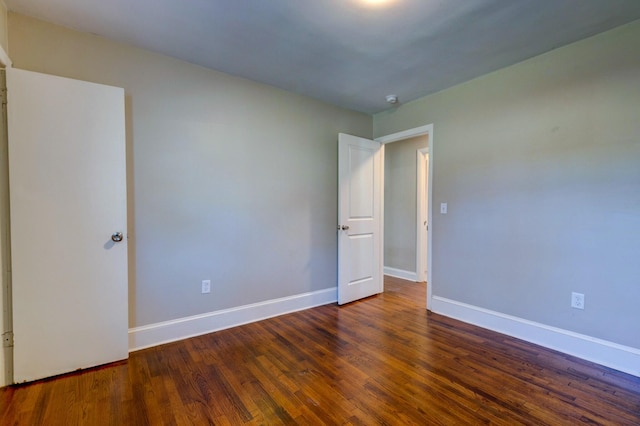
left=376, top=125, right=433, bottom=308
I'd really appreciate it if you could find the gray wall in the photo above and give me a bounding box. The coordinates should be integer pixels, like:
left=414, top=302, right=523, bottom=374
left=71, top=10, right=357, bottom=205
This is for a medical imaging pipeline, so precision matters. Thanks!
left=384, top=135, right=427, bottom=273
left=374, top=21, right=640, bottom=349
left=7, top=13, right=372, bottom=328
left=0, top=2, right=7, bottom=54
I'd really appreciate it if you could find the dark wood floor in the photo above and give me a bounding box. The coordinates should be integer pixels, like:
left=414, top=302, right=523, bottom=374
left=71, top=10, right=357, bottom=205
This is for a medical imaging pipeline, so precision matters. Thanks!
left=1, top=276, right=639, bottom=425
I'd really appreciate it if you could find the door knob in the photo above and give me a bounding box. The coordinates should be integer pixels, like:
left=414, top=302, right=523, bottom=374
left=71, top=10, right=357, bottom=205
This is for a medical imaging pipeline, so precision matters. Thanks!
left=111, top=232, right=124, bottom=242
left=341, top=225, right=350, bottom=230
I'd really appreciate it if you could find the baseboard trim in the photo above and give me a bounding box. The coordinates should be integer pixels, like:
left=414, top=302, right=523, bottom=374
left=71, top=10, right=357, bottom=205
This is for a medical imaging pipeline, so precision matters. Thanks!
left=431, top=296, right=640, bottom=378
left=383, top=266, right=418, bottom=282
left=129, top=288, right=337, bottom=352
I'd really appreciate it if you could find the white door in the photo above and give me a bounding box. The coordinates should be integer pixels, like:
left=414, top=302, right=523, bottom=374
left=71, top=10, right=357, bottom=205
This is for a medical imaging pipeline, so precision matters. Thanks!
left=7, top=68, right=128, bottom=383
left=424, top=154, right=429, bottom=277
left=416, top=149, right=429, bottom=282
left=338, top=133, right=382, bottom=304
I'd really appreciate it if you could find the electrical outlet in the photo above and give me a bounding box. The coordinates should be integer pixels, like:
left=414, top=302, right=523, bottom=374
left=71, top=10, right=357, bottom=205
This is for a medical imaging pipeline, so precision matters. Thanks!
left=201, top=280, right=211, bottom=294
left=571, top=292, right=584, bottom=310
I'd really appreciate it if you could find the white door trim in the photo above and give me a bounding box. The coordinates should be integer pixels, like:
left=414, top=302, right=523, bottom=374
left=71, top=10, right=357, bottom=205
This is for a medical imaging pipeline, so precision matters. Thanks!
left=0, top=51, right=12, bottom=387
left=375, top=124, right=434, bottom=310
left=376, top=125, right=432, bottom=144
left=416, top=148, right=429, bottom=283
left=0, top=70, right=10, bottom=387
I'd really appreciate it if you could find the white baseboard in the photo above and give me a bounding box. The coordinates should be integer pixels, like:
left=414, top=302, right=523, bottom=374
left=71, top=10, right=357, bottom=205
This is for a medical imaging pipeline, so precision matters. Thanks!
left=383, top=266, right=418, bottom=282
left=129, top=288, right=337, bottom=351
left=431, top=296, right=640, bottom=378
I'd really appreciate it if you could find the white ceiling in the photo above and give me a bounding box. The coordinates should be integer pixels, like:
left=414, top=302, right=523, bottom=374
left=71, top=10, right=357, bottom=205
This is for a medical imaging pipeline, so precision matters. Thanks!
left=6, top=0, right=640, bottom=114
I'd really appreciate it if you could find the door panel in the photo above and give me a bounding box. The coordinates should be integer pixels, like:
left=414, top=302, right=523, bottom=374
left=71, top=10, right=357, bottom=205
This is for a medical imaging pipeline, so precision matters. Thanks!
left=348, top=146, right=375, bottom=218
left=7, top=68, right=128, bottom=383
left=338, top=133, right=382, bottom=305
left=348, top=234, right=374, bottom=283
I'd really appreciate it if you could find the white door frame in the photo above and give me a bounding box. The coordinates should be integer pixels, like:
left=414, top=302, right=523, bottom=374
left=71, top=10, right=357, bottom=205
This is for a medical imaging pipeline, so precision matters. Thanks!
left=0, top=50, right=13, bottom=387
left=416, top=148, right=429, bottom=283
left=376, top=124, right=434, bottom=310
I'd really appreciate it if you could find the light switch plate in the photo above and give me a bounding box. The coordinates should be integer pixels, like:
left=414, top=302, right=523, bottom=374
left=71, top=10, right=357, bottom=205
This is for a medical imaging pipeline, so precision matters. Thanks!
left=440, top=203, right=448, bottom=214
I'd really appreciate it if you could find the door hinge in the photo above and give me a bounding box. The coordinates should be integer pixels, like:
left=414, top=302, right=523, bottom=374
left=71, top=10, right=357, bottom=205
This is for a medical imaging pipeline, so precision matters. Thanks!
left=2, top=331, right=13, bottom=347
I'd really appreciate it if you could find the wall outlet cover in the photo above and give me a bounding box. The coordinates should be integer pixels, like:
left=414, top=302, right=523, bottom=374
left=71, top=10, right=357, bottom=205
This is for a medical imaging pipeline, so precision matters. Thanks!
left=571, top=292, right=584, bottom=309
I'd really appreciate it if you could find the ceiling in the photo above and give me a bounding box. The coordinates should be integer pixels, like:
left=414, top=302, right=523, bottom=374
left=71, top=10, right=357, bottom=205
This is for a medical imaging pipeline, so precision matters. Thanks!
left=6, top=0, right=640, bottom=114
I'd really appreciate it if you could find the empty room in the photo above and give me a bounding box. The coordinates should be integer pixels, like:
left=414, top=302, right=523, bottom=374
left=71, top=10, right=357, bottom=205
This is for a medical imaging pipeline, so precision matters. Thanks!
left=0, top=0, right=639, bottom=424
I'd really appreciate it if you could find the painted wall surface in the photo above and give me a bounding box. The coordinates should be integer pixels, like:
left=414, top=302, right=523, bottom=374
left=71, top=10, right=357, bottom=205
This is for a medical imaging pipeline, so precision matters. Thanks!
left=0, top=2, right=7, bottom=54
left=384, top=135, right=427, bottom=273
left=7, top=13, right=371, bottom=330
left=374, top=21, right=640, bottom=349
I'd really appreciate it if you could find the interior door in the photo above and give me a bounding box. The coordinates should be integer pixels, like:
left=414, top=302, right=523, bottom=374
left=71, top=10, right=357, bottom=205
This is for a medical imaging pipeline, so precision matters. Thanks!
left=424, top=154, right=429, bottom=278
left=416, top=149, right=429, bottom=282
left=338, top=133, right=382, bottom=304
left=7, top=68, right=128, bottom=383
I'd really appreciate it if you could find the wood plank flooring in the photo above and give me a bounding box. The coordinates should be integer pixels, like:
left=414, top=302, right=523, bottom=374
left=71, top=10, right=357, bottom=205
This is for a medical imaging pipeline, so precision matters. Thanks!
left=1, top=276, right=639, bottom=425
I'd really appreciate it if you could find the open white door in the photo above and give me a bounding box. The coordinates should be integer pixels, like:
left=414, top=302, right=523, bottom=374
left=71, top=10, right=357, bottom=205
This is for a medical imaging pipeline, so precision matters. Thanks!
left=338, top=133, right=382, bottom=305
left=7, top=68, right=128, bottom=383
left=416, top=149, right=429, bottom=282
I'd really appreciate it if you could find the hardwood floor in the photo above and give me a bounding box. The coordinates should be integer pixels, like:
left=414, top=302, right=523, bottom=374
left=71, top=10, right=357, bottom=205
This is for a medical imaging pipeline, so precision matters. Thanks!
left=1, top=276, right=639, bottom=425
